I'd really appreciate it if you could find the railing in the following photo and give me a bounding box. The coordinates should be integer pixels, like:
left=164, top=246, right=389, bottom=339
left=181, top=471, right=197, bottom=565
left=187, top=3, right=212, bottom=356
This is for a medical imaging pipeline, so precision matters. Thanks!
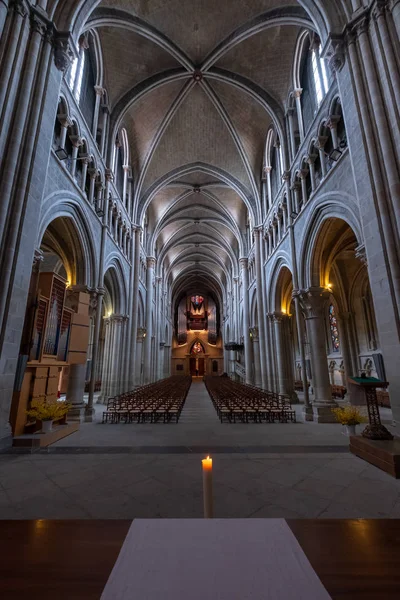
left=234, top=361, right=245, bottom=378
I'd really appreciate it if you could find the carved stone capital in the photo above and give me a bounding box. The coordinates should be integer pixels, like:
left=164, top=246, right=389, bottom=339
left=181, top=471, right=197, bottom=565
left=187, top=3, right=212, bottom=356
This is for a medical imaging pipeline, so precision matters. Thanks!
left=239, top=257, right=248, bottom=269
left=355, top=243, right=368, bottom=265
left=250, top=326, right=259, bottom=340
left=326, top=115, right=341, bottom=130
left=11, top=0, right=27, bottom=18
left=53, top=32, right=76, bottom=72
left=314, top=136, right=328, bottom=150
left=297, top=287, right=330, bottom=319
left=147, top=256, right=156, bottom=269
left=293, top=88, right=303, bottom=99
left=352, top=16, right=370, bottom=38
left=30, top=14, right=47, bottom=37
left=324, top=35, right=346, bottom=74
left=281, top=170, right=291, bottom=182
left=373, top=0, right=388, bottom=20
left=94, top=85, right=105, bottom=96
left=306, top=154, right=318, bottom=165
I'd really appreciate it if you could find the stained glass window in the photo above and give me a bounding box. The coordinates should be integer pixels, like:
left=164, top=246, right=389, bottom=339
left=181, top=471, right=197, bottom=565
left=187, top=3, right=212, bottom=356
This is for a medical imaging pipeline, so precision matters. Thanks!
left=191, top=295, right=204, bottom=310
left=329, top=304, right=340, bottom=352
left=192, top=341, right=204, bottom=354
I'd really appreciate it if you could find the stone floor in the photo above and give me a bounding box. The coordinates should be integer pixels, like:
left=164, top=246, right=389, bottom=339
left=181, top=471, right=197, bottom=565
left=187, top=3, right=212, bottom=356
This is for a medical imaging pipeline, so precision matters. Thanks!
left=1, top=380, right=398, bottom=520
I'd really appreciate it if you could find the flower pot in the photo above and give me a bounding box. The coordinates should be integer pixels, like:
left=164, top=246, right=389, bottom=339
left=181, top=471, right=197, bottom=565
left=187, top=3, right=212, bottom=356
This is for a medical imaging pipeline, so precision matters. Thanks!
left=41, top=419, right=53, bottom=433
left=344, top=424, right=357, bottom=437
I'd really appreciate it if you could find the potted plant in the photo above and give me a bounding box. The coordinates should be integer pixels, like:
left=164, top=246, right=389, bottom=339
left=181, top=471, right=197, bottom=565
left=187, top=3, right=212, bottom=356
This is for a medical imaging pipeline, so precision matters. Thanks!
left=331, top=405, right=367, bottom=436
left=26, top=396, right=70, bottom=433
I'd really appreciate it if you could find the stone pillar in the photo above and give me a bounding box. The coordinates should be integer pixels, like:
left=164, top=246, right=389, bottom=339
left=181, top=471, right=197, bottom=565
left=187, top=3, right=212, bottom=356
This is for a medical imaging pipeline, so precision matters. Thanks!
left=130, top=228, right=141, bottom=387
left=164, top=344, right=171, bottom=378
left=100, top=318, right=112, bottom=402
left=0, top=0, right=26, bottom=121
left=108, top=315, right=124, bottom=397
left=287, top=107, right=297, bottom=160
left=326, top=115, right=340, bottom=151
left=0, top=0, right=9, bottom=42
left=254, top=229, right=268, bottom=389
left=307, top=154, right=317, bottom=192
left=81, top=157, right=89, bottom=192
left=135, top=329, right=145, bottom=386
left=70, top=136, right=82, bottom=178
left=374, top=2, right=400, bottom=119
left=357, top=16, right=400, bottom=230
left=87, top=288, right=104, bottom=418
left=100, top=104, right=108, bottom=157
left=294, top=88, right=304, bottom=140
left=337, top=311, right=356, bottom=383
left=264, top=166, right=272, bottom=213
left=143, top=257, right=156, bottom=383
left=88, top=169, right=96, bottom=205
left=315, top=136, right=328, bottom=178
left=66, top=363, right=87, bottom=422
left=299, top=169, right=309, bottom=206
left=122, top=165, right=130, bottom=208
left=299, top=288, right=337, bottom=422
left=239, top=258, right=252, bottom=385
left=92, top=85, right=104, bottom=137
left=272, top=312, right=292, bottom=397
left=291, top=182, right=301, bottom=214
left=389, top=0, right=400, bottom=39
left=293, top=294, right=312, bottom=419
left=251, top=328, right=262, bottom=387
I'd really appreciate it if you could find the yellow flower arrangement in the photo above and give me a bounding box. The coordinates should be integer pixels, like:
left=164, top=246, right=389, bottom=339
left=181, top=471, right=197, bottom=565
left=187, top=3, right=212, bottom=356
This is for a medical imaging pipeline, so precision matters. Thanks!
left=331, top=405, right=367, bottom=426
left=26, top=397, right=70, bottom=422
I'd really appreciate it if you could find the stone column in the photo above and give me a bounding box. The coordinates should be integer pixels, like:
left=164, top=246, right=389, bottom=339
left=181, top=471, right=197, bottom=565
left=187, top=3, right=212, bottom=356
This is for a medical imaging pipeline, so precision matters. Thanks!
left=254, top=229, right=268, bottom=389
left=294, top=88, right=304, bottom=140
left=337, top=311, right=356, bottom=383
left=307, top=154, right=317, bottom=192
left=251, top=328, right=262, bottom=387
left=389, top=0, right=400, bottom=39
left=92, top=85, right=104, bottom=137
left=135, top=329, right=145, bottom=386
left=88, top=169, right=96, bottom=205
left=293, top=294, right=312, bottom=419
left=374, top=2, right=400, bottom=117
left=315, top=136, right=328, bottom=178
left=287, top=107, right=297, bottom=160
left=66, top=363, right=87, bottom=422
left=299, top=169, right=309, bottom=206
left=0, top=0, right=26, bottom=121
left=272, top=312, right=291, bottom=397
left=100, top=317, right=112, bottom=402
left=122, top=165, right=130, bottom=208
left=264, top=166, right=272, bottom=213
left=0, top=0, right=9, bottom=41
left=239, top=258, right=252, bottom=384
left=299, top=288, right=337, bottom=422
left=87, top=288, right=104, bottom=418
left=164, top=344, right=171, bottom=378
left=357, top=16, right=400, bottom=230
left=143, top=257, right=156, bottom=383
left=70, top=136, right=82, bottom=178
left=326, top=115, right=340, bottom=151
left=291, top=182, right=301, bottom=214
left=80, top=157, right=89, bottom=192
left=108, top=315, right=124, bottom=397
left=100, top=104, right=109, bottom=157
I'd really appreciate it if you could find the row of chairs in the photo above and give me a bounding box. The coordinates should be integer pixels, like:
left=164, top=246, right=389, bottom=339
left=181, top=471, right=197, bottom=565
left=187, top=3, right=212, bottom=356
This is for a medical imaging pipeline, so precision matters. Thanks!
left=102, top=376, right=192, bottom=424
left=204, top=376, right=296, bottom=423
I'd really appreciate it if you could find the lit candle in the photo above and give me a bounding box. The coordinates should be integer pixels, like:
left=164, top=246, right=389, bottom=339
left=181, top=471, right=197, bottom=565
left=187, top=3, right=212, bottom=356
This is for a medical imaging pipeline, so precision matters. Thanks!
left=202, top=456, right=213, bottom=518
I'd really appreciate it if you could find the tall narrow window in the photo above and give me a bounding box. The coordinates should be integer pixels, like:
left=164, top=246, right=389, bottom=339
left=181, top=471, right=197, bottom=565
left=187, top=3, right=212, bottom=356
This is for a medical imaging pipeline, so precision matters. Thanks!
left=320, top=47, right=329, bottom=94
left=329, top=304, right=340, bottom=352
left=75, top=51, right=85, bottom=103
left=312, top=49, right=323, bottom=105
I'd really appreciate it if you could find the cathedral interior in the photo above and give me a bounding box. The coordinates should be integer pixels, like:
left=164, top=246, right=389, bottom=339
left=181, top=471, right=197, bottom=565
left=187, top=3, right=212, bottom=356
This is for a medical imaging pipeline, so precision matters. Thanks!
left=0, top=1, right=400, bottom=596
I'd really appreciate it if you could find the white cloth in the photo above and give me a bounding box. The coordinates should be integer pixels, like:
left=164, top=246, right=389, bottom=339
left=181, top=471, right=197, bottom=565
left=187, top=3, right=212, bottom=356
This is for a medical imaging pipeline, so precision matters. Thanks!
left=101, top=519, right=331, bottom=600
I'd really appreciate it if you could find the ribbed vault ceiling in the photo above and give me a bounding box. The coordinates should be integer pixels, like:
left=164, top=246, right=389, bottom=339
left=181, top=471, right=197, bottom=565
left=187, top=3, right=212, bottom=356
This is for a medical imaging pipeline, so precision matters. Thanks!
left=87, top=0, right=318, bottom=300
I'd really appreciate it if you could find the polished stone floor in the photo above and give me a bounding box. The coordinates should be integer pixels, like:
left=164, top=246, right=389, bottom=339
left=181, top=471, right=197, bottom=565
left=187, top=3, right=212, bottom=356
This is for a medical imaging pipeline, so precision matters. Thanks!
left=0, top=380, right=398, bottom=519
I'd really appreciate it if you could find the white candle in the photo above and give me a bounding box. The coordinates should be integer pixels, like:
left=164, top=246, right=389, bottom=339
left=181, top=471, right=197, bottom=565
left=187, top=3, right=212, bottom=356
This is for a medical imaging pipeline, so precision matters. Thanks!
left=202, top=456, right=213, bottom=518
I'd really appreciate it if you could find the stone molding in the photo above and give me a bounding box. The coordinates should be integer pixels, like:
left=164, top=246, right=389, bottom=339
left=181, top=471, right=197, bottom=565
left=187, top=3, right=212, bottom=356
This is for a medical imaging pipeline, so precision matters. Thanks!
left=297, top=287, right=330, bottom=319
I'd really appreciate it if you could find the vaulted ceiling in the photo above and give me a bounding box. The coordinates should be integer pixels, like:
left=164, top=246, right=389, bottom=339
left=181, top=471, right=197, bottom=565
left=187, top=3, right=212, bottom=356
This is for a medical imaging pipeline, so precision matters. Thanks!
left=83, top=0, right=320, bottom=302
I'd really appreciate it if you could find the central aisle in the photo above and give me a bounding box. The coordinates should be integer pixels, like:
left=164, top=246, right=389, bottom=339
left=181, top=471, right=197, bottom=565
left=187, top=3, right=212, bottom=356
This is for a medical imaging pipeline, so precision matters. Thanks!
left=178, top=377, right=218, bottom=425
